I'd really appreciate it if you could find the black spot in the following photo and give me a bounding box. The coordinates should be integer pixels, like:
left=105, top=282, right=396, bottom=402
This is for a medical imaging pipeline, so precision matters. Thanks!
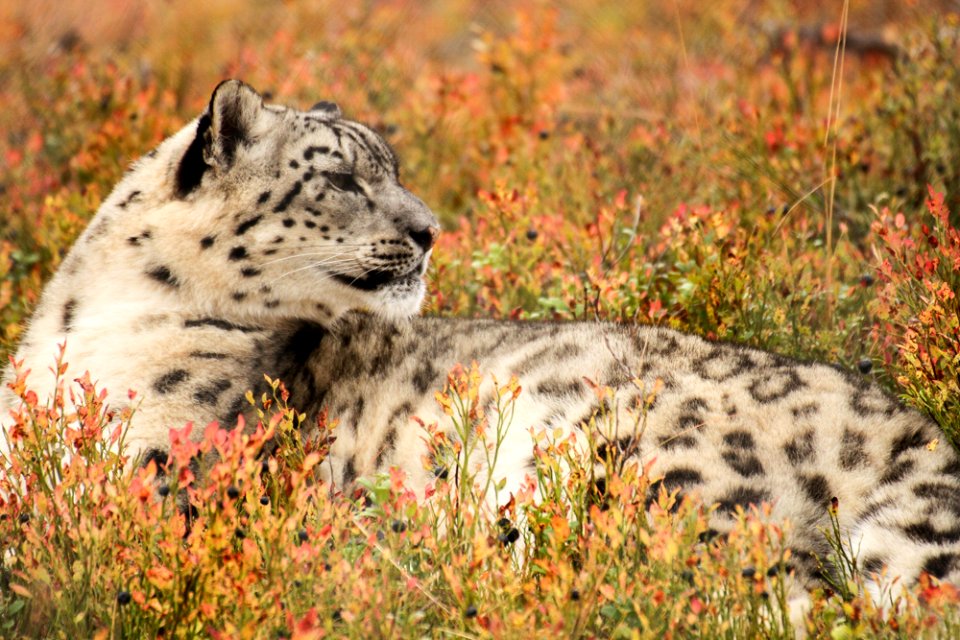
left=790, top=403, right=818, bottom=418
left=232, top=292, right=247, bottom=301
left=154, top=369, right=190, bottom=394
left=342, top=458, right=357, bottom=486
left=913, top=482, right=960, bottom=516
left=535, top=379, right=583, bottom=398
left=658, top=434, right=698, bottom=450
left=596, top=436, right=638, bottom=462
left=797, top=473, right=832, bottom=506
left=303, top=145, right=330, bottom=160
left=723, top=431, right=755, bottom=449
left=304, top=220, right=316, bottom=229
left=264, top=299, right=280, bottom=308
left=175, top=112, right=212, bottom=198
left=691, top=348, right=753, bottom=382
left=941, top=457, right=960, bottom=477
left=839, top=428, right=869, bottom=470
left=240, top=267, right=261, bottom=277
left=235, top=215, right=263, bottom=236
left=127, top=230, right=151, bottom=246
left=228, top=246, right=248, bottom=261
left=722, top=451, right=764, bottom=477
left=784, top=430, right=815, bottom=465
left=716, top=486, right=771, bottom=513
left=412, top=361, right=438, bottom=394
left=147, top=266, right=179, bottom=288
left=748, top=368, right=804, bottom=403
left=117, top=190, right=142, bottom=209
left=902, top=521, right=960, bottom=544
left=661, top=467, right=703, bottom=488
left=289, top=160, right=300, bottom=169
left=183, top=318, right=260, bottom=332
left=272, top=181, right=302, bottom=213
left=257, top=191, right=271, bottom=204
left=862, top=556, right=885, bottom=575
left=922, top=553, right=960, bottom=579
left=890, top=429, right=927, bottom=460
left=193, top=379, right=232, bottom=406
left=879, top=459, right=914, bottom=484
left=189, top=351, right=228, bottom=360
left=141, top=448, right=169, bottom=475
left=62, top=298, right=77, bottom=332
left=200, top=236, right=216, bottom=249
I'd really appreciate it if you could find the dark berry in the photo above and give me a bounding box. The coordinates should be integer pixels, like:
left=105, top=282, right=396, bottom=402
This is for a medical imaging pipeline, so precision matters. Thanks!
left=538, top=130, right=549, bottom=140
left=117, top=590, right=131, bottom=605
left=464, top=604, right=478, bottom=618
left=857, top=358, right=873, bottom=375
left=18, top=513, right=29, bottom=524
left=234, top=527, right=246, bottom=539
left=766, top=565, right=782, bottom=577
left=298, top=529, right=309, bottom=542
left=741, top=567, right=757, bottom=578
left=226, top=485, right=240, bottom=500
left=158, top=484, right=171, bottom=498
left=525, top=228, right=538, bottom=241
left=259, top=495, right=270, bottom=506
left=570, top=588, right=581, bottom=601
left=859, top=273, right=875, bottom=287
left=505, top=528, right=520, bottom=544
left=391, top=520, right=407, bottom=533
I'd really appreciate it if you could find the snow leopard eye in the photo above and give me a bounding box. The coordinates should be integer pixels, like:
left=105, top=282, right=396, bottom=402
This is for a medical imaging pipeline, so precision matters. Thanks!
left=326, top=171, right=363, bottom=195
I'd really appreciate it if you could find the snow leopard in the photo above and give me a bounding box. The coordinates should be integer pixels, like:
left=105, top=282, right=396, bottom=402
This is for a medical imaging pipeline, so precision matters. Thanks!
left=3, top=80, right=959, bottom=614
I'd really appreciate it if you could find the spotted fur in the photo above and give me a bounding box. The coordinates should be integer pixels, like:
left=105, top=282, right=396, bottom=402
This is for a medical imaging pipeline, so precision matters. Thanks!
left=3, top=81, right=959, bottom=620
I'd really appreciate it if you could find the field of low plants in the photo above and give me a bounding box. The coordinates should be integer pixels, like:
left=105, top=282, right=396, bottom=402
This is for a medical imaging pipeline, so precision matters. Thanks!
left=1, top=1, right=959, bottom=637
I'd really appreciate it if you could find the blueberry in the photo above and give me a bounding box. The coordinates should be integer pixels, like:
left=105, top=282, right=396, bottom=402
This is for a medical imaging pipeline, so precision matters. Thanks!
left=570, top=588, right=581, bottom=601
left=158, top=484, right=171, bottom=498
left=298, top=529, right=309, bottom=543
left=117, top=590, right=131, bottom=605
left=859, top=273, right=875, bottom=287
left=857, top=358, right=873, bottom=375
left=525, top=228, right=538, bottom=241
left=391, top=520, right=407, bottom=533
left=226, top=485, right=240, bottom=500
left=259, top=495, right=270, bottom=506
left=741, top=567, right=757, bottom=578
left=464, top=604, right=478, bottom=618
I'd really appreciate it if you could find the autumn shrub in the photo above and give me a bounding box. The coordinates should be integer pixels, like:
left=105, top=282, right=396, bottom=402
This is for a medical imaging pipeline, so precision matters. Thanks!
left=871, top=187, right=960, bottom=442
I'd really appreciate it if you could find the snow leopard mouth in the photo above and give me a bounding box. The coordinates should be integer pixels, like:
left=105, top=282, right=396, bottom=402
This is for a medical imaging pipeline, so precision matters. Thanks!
left=331, top=259, right=426, bottom=291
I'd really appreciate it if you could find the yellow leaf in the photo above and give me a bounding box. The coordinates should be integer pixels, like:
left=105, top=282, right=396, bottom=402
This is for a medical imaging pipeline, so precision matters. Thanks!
left=9, top=582, right=32, bottom=599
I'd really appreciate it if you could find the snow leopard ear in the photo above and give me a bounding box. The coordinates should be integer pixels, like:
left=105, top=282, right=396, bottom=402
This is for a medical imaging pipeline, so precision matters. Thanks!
left=175, top=80, right=265, bottom=198
left=204, top=79, right=265, bottom=168
left=310, top=100, right=342, bottom=119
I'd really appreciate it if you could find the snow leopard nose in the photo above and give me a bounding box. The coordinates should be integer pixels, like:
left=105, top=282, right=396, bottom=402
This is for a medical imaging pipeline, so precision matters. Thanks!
left=408, top=225, right=440, bottom=251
